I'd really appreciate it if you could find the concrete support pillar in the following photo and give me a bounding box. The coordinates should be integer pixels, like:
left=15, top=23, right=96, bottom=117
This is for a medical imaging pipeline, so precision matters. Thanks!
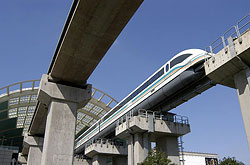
left=18, top=153, right=27, bottom=165
left=234, top=69, right=250, bottom=151
left=127, top=135, right=134, bottom=165
left=127, top=133, right=151, bottom=165
left=41, top=101, right=77, bottom=164
left=23, top=135, right=43, bottom=165
left=143, top=133, right=151, bottom=159
left=156, top=136, right=180, bottom=165
left=27, top=146, right=43, bottom=165
left=37, top=74, right=91, bottom=165
left=92, top=155, right=112, bottom=165
left=134, top=133, right=144, bottom=164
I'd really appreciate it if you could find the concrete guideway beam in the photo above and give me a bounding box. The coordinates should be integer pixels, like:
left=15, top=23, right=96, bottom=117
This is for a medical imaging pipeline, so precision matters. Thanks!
left=37, top=74, right=91, bottom=165
left=48, top=0, right=144, bottom=85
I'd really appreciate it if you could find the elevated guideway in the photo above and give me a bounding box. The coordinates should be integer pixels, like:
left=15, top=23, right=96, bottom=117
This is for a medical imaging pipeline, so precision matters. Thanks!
left=30, top=0, right=144, bottom=136
left=24, top=0, right=144, bottom=164
left=75, top=14, right=250, bottom=160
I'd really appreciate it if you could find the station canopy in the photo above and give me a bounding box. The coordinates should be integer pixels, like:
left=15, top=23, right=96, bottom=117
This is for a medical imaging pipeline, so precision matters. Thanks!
left=0, top=80, right=118, bottom=151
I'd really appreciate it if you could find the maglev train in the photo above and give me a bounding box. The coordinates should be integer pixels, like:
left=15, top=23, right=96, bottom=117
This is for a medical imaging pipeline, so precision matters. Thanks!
left=75, top=49, right=212, bottom=152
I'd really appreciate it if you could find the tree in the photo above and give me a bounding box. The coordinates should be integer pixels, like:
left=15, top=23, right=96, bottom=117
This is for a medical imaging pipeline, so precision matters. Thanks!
left=219, top=157, right=245, bottom=165
left=138, top=148, right=175, bottom=165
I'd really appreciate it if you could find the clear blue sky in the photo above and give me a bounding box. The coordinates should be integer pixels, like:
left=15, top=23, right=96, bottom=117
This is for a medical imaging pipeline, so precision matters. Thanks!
left=0, top=0, right=250, bottom=163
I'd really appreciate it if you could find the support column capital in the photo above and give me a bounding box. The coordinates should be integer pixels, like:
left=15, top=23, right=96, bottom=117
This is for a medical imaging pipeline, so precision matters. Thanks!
left=23, top=134, right=44, bottom=147
left=23, top=135, right=44, bottom=165
left=22, top=134, right=44, bottom=156
left=37, top=74, right=91, bottom=108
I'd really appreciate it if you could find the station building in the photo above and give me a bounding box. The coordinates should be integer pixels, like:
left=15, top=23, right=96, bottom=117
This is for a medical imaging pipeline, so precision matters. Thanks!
left=0, top=80, right=118, bottom=164
left=182, top=151, right=218, bottom=165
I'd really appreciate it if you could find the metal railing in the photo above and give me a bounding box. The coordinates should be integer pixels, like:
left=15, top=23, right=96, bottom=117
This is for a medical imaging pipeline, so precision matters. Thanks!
left=137, top=109, right=189, bottom=125
left=205, top=13, right=250, bottom=55
left=0, top=79, right=40, bottom=97
left=86, top=138, right=126, bottom=148
left=92, top=87, right=118, bottom=107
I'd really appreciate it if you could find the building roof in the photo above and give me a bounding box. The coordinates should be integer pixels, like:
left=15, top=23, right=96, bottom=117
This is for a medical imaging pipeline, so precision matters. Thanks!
left=182, top=151, right=218, bottom=158
left=0, top=80, right=117, bottom=151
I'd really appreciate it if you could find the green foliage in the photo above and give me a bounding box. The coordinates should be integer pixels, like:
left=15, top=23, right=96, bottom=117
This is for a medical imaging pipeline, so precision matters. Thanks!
left=138, top=148, right=175, bottom=165
left=219, top=157, right=245, bottom=165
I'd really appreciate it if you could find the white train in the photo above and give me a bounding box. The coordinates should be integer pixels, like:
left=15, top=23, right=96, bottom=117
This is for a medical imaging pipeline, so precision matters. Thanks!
left=75, top=49, right=212, bottom=153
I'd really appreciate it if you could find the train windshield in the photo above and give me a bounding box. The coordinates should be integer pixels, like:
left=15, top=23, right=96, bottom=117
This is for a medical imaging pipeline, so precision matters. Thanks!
left=170, top=53, right=192, bottom=68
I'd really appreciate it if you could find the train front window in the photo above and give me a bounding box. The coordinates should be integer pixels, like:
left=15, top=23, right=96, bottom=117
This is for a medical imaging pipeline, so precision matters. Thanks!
left=170, top=53, right=192, bottom=68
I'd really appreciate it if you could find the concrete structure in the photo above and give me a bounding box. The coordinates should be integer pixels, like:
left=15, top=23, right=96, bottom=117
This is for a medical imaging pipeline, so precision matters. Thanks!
left=115, top=110, right=190, bottom=165
left=2, top=0, right=249, bottom=163
left=37, top=74, right=91, bottom=165
left=25, top=0, right=144, bottom=164
left=182, top=151, right=218, bottom=165
left=85, top=139, right=127, bottom=158
left=84, top=139, right=127, bottom=165
left=18, top=153, right=27, bottom=164
left=47, top=0, right=144, bottom=85
left=156, top=136, right=180, bottom=164
left=80, top=110, right=190, bottom=165
left=22, top=135, right=43, bottom=165
left=205, top=26, right=250, bottom=150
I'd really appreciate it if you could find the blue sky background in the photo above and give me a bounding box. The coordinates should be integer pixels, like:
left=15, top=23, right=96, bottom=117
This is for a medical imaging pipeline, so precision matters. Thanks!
left=0, top=0, right=250, bottom=163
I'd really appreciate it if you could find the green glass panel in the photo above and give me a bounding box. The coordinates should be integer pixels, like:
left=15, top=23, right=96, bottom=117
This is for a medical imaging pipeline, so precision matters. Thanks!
left=0, top=111, right=8, bottom=120
left=0, top=118, right=17, bottom=130
left=0, top=101, right=8, bottom=111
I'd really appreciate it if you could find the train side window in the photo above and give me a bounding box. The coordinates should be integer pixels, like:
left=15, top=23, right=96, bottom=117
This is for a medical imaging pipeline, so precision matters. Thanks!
left=120, top=68, right=164, bottom=105
left=170, top=54, right=192, bottom=68
left=149, top=68, right=164, bottom=84
left=166, top=64, right=169, bottom=72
